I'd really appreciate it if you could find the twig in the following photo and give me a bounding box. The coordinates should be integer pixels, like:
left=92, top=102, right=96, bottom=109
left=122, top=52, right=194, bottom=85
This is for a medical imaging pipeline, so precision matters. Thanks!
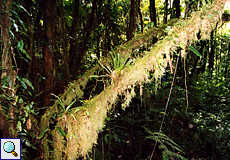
left=149, top=57, right=179, bottom=160
left=184, top=57, right=189, bottom=117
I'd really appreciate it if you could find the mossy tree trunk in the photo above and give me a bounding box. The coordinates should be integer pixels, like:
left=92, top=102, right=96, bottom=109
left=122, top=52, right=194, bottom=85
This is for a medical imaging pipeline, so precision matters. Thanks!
left=0, top=0, right=17, bottom=137
left=40, top=0, right=227, bottom=159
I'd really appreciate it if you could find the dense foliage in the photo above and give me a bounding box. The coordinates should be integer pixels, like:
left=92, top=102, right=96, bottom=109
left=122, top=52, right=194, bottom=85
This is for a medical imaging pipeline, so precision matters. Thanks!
left=0, top=0, right=229, bottom=159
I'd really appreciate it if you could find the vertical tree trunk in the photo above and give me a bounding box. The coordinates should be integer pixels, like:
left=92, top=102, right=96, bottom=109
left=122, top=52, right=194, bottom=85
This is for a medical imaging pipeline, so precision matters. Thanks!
left=127, top=0, right=137, bottom=41
left=200, top=40, right=208, bottom=73
left=224, top=42, right=229, bottom=78
left=163, top=0, right=168, bottom=24
left=74, top=0, right=97, bottom=72
left=59, top=0, right=70, bottom=80
left=0, top=0, right=17, bottom=137
left=209, top=30, right=215, bottom=70
left=173, top=0, right=181, bottom=18
left=96, top=0, right=103, bottom=59
left=42, top=0, right=57, bottom=107
left=185, top=0, right=191, bottom=18
left=69, top=0, right=80, bottom=72
left=149, top=0, right=157, bottom=26
left=137, top=0, right=144, bottom=33
left=103, top=0, right=111, bottom=57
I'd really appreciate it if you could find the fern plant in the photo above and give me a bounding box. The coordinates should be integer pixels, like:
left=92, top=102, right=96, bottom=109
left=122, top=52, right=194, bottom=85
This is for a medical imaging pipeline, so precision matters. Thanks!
left=145, top=127, right=187, bottom=160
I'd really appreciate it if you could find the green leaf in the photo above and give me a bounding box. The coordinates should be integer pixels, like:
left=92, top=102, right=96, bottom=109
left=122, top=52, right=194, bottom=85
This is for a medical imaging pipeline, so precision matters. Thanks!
left=9, top=29, right=14, bottom=40
left=188, top=45, right=202, bottom=58
left=1, top=76, right=9, bottom=87
left=57, top=127, right=67, bottom=137
left=17, top=76, right=27, bottom=89
left=39, top=128, right=50, bottom=139
left=104, top=133, right=113, bottom=143
left=22, top=78, right=34, bottom=90
left=65, top=99, right=76, bottom=112
left=13, top=23, right=18, bottom=32
left=17, top=121, right=22, bottom=132
left=22, top=49, right=31, bottom=60
left=51, top=93, right=65, bottom=111
left=179, top=43, right=185, bottom=50
left=17, top=40, right=24, bottom=52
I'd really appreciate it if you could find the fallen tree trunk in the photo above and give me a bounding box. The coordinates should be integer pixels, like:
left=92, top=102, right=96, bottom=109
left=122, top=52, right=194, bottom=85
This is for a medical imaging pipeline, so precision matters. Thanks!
left=40, top=1, right=227, bottom=159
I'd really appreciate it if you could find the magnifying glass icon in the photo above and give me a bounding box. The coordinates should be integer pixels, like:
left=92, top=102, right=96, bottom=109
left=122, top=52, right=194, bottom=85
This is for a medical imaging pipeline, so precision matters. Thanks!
left=3, top=141, right=18, bottom=157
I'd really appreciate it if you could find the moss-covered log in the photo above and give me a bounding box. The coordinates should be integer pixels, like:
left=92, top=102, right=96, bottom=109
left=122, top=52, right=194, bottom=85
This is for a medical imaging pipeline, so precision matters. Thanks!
left=40, top=0, right=227, bottom=159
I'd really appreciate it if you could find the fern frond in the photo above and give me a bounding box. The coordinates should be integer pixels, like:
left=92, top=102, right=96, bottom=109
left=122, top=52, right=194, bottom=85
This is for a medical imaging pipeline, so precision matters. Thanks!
left=144, top=127, right=187, bottom=160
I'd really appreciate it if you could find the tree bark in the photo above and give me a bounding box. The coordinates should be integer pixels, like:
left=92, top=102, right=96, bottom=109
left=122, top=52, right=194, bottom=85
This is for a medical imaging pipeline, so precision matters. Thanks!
left=173, top=0, right=181, bottom=18
left=59, top=0, right=70, bottom=80
left=74, top=0, right=97, bottom=72
left=150, top=0, right=157, bottom=26
left=209, top=30, right=215, bottom=70
left=127, top=0, right=137, bottom=41
left=0, top=0, right=17, bottom=137
left=163, top=0, right=168, bottom=24
left=69, top=0, right=80, bottom=72
left=200, top=40, right=208, bottom=73
left=137, top=0, right=144, bottom=32
left=41, top=0, right=57, bottom=107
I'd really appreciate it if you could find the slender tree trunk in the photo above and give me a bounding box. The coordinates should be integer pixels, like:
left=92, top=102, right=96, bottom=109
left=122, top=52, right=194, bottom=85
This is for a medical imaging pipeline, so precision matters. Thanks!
left=200, top=40, right=208, bottom=73
left=163, top=0, right=168, bottom=24
left=0, top=0, right=17, bottom=137
left=209, top=30, right=215, bottom=70
left=69, top=0, right=80, bottom=72
left=224, top=42, right=230, bottom=78
left=173, top=0, right=181, bottom=18
left=42, top=0, right=57, bottom=107
left=127, top=0, right=137, bottom=41
left=96, top=0, right=103, bottom=59
left=103, top=0, right=111, bottom=57
left=74, top=0, right=97, bottom=72
left=137, top=0, right=143, bottom=33
left=185, top=0, right=191, bottom=17
left=149, top=0, right=157, bottom=26
left=59, top=0, right=70, bottom=80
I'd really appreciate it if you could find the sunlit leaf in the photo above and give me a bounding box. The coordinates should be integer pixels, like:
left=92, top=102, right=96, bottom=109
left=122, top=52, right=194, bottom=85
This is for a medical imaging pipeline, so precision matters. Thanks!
left=179, top=43, right=185, bottom=50
left=188, top=45, right=202, bottom=58
left=18, top=4, right=30, bottom=16
left=39, top=128, right=50, bottom=139
left=17, top=121, right=22, bottom=132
